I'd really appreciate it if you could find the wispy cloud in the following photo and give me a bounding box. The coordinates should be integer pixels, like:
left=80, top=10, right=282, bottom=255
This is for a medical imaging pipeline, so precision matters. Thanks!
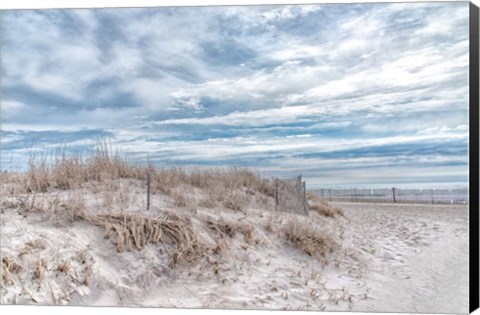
left=1, top=2, right=470, bottom=187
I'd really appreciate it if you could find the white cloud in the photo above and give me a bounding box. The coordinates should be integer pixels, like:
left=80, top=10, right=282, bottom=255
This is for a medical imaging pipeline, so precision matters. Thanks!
left=156, top=105, right=316, bottom=126
left=1, top=100, right=29, bottom=119
left=1, top=3, right=470, bottom=186
left=109, top=128, right=467, bottom=167
left=416, top=125, right=469, bottom=136
left=2, top=11, right=104, bottom=101
left=416, top=4, right=468, bottom=37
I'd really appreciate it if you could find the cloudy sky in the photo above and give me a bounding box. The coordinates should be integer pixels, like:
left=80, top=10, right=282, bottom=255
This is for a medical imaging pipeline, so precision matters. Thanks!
left=0, top=2, right=470, bottom=188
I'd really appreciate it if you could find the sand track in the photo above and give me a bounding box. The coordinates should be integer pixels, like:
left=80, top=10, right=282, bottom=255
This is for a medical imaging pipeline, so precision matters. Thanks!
left=335, top=202, right=469, bottom=314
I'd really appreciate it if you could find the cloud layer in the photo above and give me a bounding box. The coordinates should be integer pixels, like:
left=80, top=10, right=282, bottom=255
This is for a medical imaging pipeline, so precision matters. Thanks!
left=1, top=3, right=470, bottom=188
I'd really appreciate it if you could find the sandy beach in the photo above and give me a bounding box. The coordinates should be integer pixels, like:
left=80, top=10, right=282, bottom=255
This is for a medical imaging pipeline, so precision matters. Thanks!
left=336, top=202, right=469, bottom=314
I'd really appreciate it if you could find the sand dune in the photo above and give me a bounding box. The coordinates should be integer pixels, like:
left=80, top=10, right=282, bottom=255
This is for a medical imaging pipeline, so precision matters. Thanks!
left=0, top=169, right=469, bottom=313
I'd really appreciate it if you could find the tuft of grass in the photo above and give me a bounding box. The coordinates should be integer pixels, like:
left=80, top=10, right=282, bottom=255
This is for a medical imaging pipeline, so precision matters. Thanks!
left=1, top=256, right=22, bottom=287
left=205, top=218, right=255, bottom=244
left=88, top=212, right=208, bottom=267
left=307, top=193, right=344, bottom=217
left=32, top=258, right=46, bottom=281
left=206, top=219, right=239, bottom=238
left=25, top=239, right=48, bottom=250
left=308, top=203, right=344, bottom=217
left=82, top=264, right=93, bottom=286
left=20, top=238, right=48, bottom=257
left=222, top=191, right=247, bottom=212
left=57, top=260, right=71, bottom=275
left=284, top=220, right=337, bottom=262
left=24, top=140, right=146, bottom=193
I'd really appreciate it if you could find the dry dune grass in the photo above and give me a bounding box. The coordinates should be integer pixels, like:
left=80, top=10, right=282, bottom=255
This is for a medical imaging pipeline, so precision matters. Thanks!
left=197, top=185, right=251, bottom=213
left=20, top=239, right=48, bottom=257
left=87, top=212, right=208, bottom=267
left=152, top=167, right=273, bottom=195
left=284, top=220, right=337, bottom=263
left=307, top=193, right=344, bottom=217
left=152, top=167, right=273, bottom=211
left=221, top=191, right=249, bottom=212
left=205, top=218, right=255, bottom=244
left=57, top=260, right=71, bottom=275
left=32, top=259, right=47, bottom=281
left=22, top=141, right=145, bottom=193
left=309, top=203, right=344, bottom=218
left=8, top=143, right=274, bottom=215
left=1, top=257, right=22, bottom=288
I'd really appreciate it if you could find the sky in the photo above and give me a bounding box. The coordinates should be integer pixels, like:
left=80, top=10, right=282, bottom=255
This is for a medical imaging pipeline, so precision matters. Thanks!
left=0, top=2, right=471, bottom=188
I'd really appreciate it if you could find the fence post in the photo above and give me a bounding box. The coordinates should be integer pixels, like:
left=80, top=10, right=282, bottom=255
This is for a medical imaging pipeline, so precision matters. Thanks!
left=146, top=172, right=151, bottom=210
left=431, top=189, right=434, bottom=205
left=329, top=188, right=332, bottom=202
left=303, top=181, right=308, bottom=215
left=392, top=187, right=396, bottom=203
left=275, top=178, right=278, bottom=211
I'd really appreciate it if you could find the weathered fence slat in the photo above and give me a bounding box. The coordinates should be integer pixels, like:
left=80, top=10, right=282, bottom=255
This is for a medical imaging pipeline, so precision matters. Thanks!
left=146, top=172, right=151, bottom=210
left=275, top=175, right=309, bottom=215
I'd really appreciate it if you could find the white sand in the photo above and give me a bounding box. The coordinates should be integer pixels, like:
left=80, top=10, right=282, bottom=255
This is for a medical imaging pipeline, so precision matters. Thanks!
left=336, top=202, right=469, bottom=314
left=1, top=192, right=469, bottom=313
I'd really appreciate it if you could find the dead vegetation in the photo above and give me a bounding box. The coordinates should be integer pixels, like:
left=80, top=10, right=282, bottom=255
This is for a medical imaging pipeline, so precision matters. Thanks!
left=151, top=167, right=273, bottom=198
left=19, top=239, right=48, bottom=258
left=307, top=193, right=344, bottom=217
left=25, top=239, right=48, bottom=251
left=23, top=142, right=145, bottom=193
left=82, top=264, right=93, bottom=286
left=284, top=220, right=337, bottom=263
left=1, top=257, right=22, bottom=287
left=205, top=218, right=255, bottom=244
left=87, top=212, right=208, bottom=267
left=150, top=167, right=272, bottom=212
left=309, top=203, right=344, bottom=218
left=57, top=260, right=71, bottom=275
left=32, top=258, right=47, bottom=281
left=3, top=142, right=274, bottom=216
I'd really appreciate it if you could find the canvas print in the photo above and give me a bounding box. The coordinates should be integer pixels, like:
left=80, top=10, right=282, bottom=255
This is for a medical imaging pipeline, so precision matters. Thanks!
left=0, top=2, right=474, bottom=313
